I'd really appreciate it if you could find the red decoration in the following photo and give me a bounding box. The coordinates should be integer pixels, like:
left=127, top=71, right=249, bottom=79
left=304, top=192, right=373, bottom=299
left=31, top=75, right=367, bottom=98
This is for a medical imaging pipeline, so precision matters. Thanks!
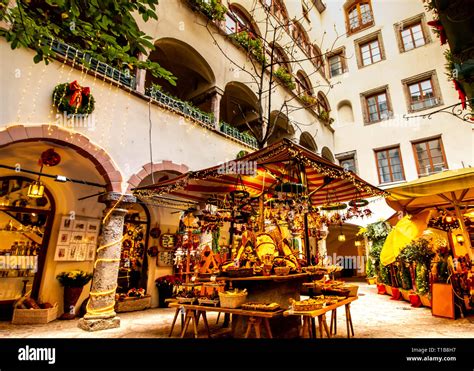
left=68, top=80, right=91, bottom=108
left=427, top=20, right=447, bottom=45
left=453, top=80, right=467, bottom=109
left=40, top=148, right=61, bottom=167
left=390, top=287, right=402, bottom=300
left=377, top=284, right=386, bottom=295
left=409, top=293, right=422, bottom=307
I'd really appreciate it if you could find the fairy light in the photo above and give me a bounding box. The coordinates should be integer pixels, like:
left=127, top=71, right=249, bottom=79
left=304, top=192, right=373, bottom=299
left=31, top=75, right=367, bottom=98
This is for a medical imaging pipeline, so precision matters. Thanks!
left=85, top=194, right=127, bottom=318
left=16, top=65, right=33, bottom=123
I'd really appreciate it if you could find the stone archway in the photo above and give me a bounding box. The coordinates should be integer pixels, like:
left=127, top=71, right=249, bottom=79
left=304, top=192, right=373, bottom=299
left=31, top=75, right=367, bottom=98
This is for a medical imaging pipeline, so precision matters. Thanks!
left=126, top=161, right=189, bottom=192
left=0, top=125, right=123, bottom=192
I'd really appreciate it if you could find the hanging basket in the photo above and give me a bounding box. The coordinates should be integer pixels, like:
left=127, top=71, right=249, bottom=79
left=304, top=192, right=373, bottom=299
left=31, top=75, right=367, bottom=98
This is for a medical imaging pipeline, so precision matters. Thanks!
left=321, top=203, right=347, bottom=211
left=348, top=199, right=369, bottom=208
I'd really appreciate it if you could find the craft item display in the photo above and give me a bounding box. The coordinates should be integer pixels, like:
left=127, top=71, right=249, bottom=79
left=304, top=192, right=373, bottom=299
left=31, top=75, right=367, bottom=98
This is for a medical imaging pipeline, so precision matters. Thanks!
left=54, top=216, right=100, bottom=262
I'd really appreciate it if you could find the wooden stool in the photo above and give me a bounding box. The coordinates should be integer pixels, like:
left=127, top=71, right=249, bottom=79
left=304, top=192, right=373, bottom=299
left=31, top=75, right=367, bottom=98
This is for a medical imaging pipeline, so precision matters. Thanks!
left=330, top=309, right=337, bottom=335
left=300, top=317, right=313, bottom=338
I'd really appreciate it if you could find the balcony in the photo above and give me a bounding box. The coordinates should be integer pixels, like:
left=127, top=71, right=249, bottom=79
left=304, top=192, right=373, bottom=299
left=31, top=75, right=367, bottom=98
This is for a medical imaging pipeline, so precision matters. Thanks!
left=49, top=39, right=136, bottom=89
left=44, top=39, right=258, bottom=150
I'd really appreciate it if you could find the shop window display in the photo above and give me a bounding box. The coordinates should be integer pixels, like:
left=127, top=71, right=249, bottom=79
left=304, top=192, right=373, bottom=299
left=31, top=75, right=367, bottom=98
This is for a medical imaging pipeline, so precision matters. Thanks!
left=0, top=176, right=54, bottom=320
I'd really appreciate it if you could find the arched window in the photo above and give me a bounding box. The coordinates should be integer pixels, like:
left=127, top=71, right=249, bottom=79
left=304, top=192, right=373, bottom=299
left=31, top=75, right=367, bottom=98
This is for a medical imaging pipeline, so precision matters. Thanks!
left=225, top=4, right=258, bottom=36
left=311, top=44, right=324, bottom=74
left=317, top=92, right=330, bottom=113
left=270, top=44, right=292, bottom=73
left=267, top=0, right=289, bottom=29
left=292, top=22, right=312, bottom=56
left=296, top=71, right=313, bottom=96
left=346, top=0, right=374, bottom=34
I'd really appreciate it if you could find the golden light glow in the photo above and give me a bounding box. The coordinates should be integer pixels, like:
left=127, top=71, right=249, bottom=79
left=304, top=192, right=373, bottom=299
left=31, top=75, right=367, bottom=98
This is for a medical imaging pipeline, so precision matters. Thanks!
left=338, top=234, right=346, bottom=242
left=456, top=234, right=465, bottom=244
left=27, top=180, right=45, bottom=198
left=354, top=240, right=362, bottom=247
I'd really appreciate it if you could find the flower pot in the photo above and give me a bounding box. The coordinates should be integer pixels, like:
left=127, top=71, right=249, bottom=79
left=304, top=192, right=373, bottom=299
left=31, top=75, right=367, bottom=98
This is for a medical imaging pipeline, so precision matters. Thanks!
left=376, top=284, right=386, bottom=295
left=419, top=294, right=432, bottom=308
left=409, top=293, right=422, bottom=308
left=60, top=286, right=83, bottom=320
left=156, top=284, right=174, bottom=308
left=390, top=287, right=402, bottom=300
left=366, top=277, right=377, bottom=285
left=384, top=284, right=393, bottom=296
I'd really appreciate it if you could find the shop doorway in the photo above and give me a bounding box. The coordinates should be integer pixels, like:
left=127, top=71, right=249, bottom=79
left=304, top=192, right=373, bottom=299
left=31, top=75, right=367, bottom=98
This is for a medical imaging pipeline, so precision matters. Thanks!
left=118, top=203, right=150, bottom=294
left=0, top=176, right=55, bottom=319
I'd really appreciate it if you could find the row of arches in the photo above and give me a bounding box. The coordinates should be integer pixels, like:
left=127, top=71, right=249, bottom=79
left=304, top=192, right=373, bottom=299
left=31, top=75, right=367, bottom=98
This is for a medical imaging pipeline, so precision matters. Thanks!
left=145, top=37, right=331, bottom=148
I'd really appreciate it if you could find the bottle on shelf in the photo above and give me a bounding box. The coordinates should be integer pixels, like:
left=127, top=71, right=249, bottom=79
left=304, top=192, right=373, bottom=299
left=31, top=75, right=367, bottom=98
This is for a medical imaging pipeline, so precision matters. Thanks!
left=6, top=219, right=14, bottom=231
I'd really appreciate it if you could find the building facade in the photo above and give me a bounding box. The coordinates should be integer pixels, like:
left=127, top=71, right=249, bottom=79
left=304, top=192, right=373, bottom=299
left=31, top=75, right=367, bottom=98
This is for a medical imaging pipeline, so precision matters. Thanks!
left=0, top=0, right=472, bottom=317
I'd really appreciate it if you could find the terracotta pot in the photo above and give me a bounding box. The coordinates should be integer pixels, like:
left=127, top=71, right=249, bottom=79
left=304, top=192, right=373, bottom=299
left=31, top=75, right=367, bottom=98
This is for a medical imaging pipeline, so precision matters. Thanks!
left=400, top=289, right=412, bottom=301
left=60, top=286, right=84, bottom=320
left=384, top=284, right=393, bottom=296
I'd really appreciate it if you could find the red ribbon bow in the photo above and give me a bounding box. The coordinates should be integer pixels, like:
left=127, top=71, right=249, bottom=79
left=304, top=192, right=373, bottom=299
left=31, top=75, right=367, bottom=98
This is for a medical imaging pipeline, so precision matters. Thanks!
left=68, top=80, right=90, bottom=108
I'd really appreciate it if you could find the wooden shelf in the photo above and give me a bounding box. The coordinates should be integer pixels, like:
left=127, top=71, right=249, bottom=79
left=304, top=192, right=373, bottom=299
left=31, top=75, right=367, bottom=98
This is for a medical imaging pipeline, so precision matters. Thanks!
left=219, top=273, right=310, bottom=282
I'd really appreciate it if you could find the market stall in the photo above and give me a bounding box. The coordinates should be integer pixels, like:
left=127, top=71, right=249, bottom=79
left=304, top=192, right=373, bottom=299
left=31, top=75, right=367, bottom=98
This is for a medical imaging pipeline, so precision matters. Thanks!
left=134, top=139, right=385, bottom=337
left=379, top=168, right=474, bottom=318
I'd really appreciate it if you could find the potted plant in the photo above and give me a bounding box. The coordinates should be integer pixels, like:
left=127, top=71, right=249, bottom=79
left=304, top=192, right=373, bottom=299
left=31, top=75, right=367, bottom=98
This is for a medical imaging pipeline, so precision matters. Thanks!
left=56, top=270, right=93, bottom=320
left=399, top=237, right=435, bottom=307
left=155, top=275, right=181, bottom=308
left=365, top=257, right=377, bottom=285
left=274, top=67, right=296, bottom=90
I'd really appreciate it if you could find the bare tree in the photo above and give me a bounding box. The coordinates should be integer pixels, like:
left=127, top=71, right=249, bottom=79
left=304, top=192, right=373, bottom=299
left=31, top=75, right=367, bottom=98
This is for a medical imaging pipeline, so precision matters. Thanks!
left=200, top=0, right=344, bottom=149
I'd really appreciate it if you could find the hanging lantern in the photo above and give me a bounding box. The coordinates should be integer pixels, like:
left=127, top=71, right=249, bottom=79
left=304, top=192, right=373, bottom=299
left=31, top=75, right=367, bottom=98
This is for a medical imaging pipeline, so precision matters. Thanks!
left=354, top=240, right=362, bottom=247
left=338, top=233, right=346, bottom=242
left=27, top=180, right=45, bottom=198
left=456, top=234, right=465, bottom=245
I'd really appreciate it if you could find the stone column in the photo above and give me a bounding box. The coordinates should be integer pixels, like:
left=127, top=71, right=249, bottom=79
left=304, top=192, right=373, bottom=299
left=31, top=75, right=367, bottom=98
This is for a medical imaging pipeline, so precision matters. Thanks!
left=78, top=192, right=136, bottom=332
left=135, top=52, right=148, bottom=94
left=211, top=90, right=223, bottom=130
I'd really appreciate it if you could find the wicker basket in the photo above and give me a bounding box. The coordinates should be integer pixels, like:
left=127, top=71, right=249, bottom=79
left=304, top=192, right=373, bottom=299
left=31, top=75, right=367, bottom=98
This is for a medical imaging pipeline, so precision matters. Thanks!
left=218, top=291, right=248, bottom=308
left=12, top=304, right=58, bottom=325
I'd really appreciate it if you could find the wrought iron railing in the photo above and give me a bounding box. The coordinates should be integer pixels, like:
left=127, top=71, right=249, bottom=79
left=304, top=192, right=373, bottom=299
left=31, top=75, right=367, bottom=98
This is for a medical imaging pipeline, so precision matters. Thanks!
left=49, top=39, right=136, bottom=89
left=44, top=39, right=258, bottom=148
left=145, top=87, right=215, bottom=128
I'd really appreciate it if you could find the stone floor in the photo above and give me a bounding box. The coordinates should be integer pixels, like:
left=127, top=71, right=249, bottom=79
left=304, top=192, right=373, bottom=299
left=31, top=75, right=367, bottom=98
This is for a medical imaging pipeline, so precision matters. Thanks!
left=1, top=283, right=473, bottom=338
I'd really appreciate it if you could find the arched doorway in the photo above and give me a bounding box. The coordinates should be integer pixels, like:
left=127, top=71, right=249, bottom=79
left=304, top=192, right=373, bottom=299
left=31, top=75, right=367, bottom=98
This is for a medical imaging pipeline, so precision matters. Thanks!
left=0, top=127, right=118, bottom=317
left=146, top=38, right=216, bottom=110
left=267, top=111, right=295, bottom=145
left=220, top=81, right=260, bottom=136
left=0, top=176, right=55, bottom=319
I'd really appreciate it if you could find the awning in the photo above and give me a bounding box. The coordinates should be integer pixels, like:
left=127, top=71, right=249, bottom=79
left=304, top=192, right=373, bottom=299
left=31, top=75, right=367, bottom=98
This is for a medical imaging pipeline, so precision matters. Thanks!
left=385, top=168, right=474, bottom=213
left=133, top=139, right=386, bottom=206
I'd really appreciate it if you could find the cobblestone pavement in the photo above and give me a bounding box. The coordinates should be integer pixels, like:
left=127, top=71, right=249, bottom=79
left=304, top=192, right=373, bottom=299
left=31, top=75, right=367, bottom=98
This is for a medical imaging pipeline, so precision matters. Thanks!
left=1, top=283, right=473, bottom=338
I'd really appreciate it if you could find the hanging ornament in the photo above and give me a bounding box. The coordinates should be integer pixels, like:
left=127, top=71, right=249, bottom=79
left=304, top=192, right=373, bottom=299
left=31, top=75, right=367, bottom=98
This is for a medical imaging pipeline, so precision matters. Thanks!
left=40, top=148, right=61, bottom=167
left=52, top=80, right=95, bottom=115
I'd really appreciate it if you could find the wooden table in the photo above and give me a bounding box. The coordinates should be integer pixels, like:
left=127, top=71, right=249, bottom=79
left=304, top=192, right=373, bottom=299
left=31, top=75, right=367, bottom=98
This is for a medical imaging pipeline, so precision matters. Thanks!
left=283, top=296, right=357, bottom=339
left=168, top=303, right=284, bottom=338
left=217, top=273, right=311, bottom=338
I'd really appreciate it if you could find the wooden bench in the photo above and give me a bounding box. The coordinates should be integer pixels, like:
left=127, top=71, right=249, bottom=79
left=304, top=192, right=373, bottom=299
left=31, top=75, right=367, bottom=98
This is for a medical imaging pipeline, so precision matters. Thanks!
left=283, top=297, right=357, bottom=339
left=168, top=303, right=284, bottom=338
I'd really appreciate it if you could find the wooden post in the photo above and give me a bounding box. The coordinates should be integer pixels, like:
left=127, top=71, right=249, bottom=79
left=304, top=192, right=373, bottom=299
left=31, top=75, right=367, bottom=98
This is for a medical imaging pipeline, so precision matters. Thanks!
left=303, top=213, right=311, bottom=263
left=259, top=194, right=265, bottom=232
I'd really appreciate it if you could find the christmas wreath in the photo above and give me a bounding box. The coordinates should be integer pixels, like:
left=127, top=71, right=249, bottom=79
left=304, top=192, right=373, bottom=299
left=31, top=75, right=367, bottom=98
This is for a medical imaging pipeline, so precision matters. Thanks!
left=52, top=80, right=95, bottom=115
